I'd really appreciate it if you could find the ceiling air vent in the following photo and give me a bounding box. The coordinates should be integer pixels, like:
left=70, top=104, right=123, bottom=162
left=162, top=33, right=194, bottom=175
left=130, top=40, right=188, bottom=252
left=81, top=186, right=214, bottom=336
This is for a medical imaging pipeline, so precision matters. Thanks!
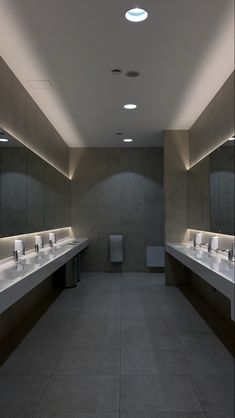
left=111, top=69, right=122, bottom=75
left=126, top=70, right=140, bottom=78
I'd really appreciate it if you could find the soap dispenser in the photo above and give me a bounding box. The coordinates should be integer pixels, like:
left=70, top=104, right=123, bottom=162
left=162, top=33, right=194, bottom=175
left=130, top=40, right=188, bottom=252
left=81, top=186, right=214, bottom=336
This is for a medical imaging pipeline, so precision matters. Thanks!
left=35, top=235, right=43, bottom=253
left=208, top=236, right=219, bottom=253
left=13, top=239, right=26, bottom=261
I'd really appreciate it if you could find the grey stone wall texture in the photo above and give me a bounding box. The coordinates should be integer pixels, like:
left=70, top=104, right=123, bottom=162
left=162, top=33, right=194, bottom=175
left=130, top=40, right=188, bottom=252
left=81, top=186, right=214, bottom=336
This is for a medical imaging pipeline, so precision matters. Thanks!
left=70, top=148, right=164, bottom=272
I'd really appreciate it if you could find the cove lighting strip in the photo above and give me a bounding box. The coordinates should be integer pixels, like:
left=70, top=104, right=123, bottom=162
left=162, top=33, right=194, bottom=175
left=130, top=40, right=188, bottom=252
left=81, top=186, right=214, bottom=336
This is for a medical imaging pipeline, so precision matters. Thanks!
left=1, top=126, right=70, bottom=179
left=0, top=227, right=71, bottom=241
left=187, top=134, right=234, bottom=170
left=188, top=229, right=235, bottom=239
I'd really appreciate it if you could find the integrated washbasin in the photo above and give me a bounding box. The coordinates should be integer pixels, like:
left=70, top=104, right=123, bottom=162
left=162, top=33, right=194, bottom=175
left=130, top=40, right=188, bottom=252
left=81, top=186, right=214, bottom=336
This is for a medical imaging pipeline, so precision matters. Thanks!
left=166, top=242, right=235, bottom=320
left=0, top=237, right=89, bottom=314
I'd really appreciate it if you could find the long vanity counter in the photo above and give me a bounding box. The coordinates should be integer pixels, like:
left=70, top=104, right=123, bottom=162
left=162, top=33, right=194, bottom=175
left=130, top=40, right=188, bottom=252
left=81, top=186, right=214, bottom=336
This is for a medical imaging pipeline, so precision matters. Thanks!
left=0, top=237, right=89, bottom=314
left=166, top=243, right=235, bottom=320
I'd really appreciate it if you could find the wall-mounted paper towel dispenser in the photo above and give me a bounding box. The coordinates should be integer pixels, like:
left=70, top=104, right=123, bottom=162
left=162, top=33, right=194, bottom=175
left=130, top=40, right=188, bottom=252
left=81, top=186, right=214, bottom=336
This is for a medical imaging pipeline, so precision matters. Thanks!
left=110, top=235, right=123, bottom=262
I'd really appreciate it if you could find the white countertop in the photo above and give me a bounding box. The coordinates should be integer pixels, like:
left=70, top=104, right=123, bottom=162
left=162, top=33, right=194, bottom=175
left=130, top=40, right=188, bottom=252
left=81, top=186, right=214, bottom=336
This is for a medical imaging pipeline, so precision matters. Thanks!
left=0, top=237, right=89, bottom=314
left=166, top=243, right=235, bottom=320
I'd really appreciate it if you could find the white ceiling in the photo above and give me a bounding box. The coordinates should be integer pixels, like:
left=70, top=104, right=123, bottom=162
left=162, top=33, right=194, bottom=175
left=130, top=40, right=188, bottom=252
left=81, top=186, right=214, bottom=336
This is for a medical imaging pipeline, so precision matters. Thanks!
left=0, top=0, right=234, bottom=148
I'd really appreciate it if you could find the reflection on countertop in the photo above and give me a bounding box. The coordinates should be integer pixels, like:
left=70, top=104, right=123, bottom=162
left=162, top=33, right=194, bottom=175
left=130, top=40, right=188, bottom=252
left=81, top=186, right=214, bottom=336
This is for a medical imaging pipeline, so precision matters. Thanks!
left=0, top=237, right=89, bottom=312
left=168, top=243, right=234, bottom=282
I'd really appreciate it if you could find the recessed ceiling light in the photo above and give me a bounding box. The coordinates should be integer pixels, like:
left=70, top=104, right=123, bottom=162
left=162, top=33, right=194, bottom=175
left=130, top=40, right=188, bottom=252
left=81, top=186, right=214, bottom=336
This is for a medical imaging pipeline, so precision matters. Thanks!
left=124, top=104, right=137, bottom=110
left=228, top=135, right=235, bottom=141
left=123, top=138, right=133, bottom=143
left=125, top=8, right=148, bottom=22
left=0, top=138, right=8, bottom=142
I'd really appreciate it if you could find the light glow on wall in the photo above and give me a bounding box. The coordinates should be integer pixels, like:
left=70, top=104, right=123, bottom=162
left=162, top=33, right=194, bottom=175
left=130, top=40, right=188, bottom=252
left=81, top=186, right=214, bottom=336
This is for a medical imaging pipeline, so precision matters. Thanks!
left=188, top=228, right=235, bottom=239
left=0, top=125, right=71, bottom=179
left=0, top=227, right=71, bottom=241
left=187, top=134, right=234, bottom=170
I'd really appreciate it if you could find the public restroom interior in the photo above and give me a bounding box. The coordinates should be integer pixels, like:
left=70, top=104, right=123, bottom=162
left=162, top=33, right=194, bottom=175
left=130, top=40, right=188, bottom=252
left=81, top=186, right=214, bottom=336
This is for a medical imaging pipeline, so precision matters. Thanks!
left=0, top=0, right=234, bottom=416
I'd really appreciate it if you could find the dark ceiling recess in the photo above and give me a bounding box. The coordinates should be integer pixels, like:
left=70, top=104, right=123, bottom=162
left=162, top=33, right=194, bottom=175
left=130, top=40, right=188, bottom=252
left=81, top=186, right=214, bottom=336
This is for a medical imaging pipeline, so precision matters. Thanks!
left=126, top=70, right=140, bottom=78
left=111, top=68, right=122, bottom=75
left=116, top=132, right=123, bottom=135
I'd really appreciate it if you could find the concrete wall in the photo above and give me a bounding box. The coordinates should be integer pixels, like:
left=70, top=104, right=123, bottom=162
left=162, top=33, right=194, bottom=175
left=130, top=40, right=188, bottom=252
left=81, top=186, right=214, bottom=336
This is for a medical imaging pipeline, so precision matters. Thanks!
left=70, top=148, right=164, bottom=272
left=164, top=130, right=189, bottom=243
left=0, top=57, right=69, bottom=177
left=190, top=71, right=234, bottom=167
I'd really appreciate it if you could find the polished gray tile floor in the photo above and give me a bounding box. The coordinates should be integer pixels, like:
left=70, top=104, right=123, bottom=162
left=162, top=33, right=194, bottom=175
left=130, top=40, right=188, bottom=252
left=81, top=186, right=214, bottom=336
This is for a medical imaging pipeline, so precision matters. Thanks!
left=0, top=273, right=234, bottom=417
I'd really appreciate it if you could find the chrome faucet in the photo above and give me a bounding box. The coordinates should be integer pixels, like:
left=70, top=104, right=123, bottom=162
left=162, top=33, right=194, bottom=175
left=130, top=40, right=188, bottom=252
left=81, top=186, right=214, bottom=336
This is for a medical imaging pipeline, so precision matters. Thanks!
left=216, top=245, right=235, bottom=262
left=35, top=244, right=39, bottom=253
left=13, top=250, right=18, bottom=262
left=228, top=244, right=235, bottom=262
left=49, top=240, right=53, bottom=248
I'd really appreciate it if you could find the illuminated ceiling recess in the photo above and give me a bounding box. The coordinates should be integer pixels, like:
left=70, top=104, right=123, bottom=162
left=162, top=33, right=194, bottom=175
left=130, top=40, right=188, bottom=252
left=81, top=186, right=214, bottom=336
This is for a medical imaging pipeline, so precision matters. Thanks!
left=0, top=0, right=234, bottom=148
left=125, top=8, right=149, bottom=22
left=124, top=104, right=137, bottom=110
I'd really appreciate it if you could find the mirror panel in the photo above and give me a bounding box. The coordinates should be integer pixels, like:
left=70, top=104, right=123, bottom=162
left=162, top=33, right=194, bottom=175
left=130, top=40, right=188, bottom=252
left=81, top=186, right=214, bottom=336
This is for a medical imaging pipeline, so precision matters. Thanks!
left=209, top=149, right=220, bottom=233
left=187, top=139, right=235, bottom=235
left=27, top=150, right=45, bottom=233
left=0, top=128, right=70, bottom=238
left=0, top=144, right=27, bottom=236
left=219, top=141, right=235, bottom=235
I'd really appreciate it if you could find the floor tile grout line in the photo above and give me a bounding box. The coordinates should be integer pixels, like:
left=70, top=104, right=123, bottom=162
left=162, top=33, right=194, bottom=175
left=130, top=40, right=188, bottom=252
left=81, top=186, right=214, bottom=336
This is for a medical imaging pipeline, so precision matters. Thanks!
left=32, top=290, right=81, bottom=417
left=187, top=372, right=209, bottom=414
left=3, top=273, right=233, bottom=416
left=31, top=373, right=53, bottom=418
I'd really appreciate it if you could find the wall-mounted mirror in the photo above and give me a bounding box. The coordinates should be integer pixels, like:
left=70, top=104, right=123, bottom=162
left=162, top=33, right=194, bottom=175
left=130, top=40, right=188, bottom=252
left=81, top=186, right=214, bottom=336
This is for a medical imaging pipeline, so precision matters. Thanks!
left=0, top=128, right=70, bottom=238
left=187, top=137, right=235, bottom=236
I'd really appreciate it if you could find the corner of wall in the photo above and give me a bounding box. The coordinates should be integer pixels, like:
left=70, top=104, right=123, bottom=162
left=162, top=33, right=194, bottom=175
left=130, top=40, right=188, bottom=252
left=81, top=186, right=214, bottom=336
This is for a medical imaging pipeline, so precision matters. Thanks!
left=164, top=130, right=190, bottom=244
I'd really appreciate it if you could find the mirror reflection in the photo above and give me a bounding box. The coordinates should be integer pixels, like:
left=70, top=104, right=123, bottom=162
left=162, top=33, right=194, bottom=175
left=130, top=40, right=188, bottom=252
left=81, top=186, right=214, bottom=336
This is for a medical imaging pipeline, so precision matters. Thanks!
left=0, top=128, right=70, bottom=238
left=187, top=137, right=235, bottom=236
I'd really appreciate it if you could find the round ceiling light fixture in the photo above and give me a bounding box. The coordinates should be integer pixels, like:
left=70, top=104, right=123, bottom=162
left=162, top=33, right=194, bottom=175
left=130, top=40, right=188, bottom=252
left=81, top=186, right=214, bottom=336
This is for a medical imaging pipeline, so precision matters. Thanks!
left=124, top=104, right=137, bottom=110
left=123, top=138, right=133, bottom=143
left=125, top=8, right=148, bottom=22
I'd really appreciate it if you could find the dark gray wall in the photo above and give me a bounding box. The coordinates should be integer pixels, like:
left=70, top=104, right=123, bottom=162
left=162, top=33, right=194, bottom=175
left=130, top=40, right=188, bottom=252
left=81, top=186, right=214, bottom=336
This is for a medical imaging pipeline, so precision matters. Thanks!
left=0, top=57, right=69, bottom=176
left=70, top=148, right=164, bottom=272
left=190, top=71, right=234, bottom=167
left=164, top=130, right=189, bottom=244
